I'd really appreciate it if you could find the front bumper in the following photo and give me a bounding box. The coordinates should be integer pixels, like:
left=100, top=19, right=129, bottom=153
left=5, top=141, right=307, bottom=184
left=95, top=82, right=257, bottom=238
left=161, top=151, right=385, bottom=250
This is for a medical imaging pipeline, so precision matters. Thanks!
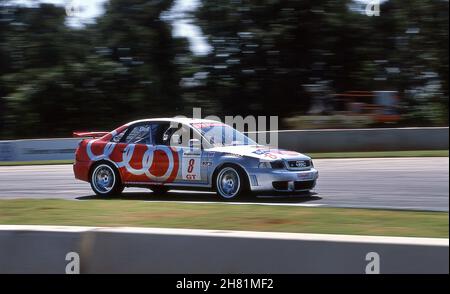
left=247, top=168, right=319, bottom=192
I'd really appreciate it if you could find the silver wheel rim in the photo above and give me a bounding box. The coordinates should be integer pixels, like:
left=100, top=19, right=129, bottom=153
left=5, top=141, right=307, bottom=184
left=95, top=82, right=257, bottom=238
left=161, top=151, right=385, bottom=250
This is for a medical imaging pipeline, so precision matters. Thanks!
left=92, top=164, right=115, bottom=194
left=217, top=167, right=240, bottom=199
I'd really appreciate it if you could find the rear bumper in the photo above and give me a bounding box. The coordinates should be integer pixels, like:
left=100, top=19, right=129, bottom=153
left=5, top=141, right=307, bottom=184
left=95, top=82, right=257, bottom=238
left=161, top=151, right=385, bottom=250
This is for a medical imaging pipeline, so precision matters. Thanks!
left=73, top=161, right=91, bottom=182
left=247, top=168, right=319, bottom=192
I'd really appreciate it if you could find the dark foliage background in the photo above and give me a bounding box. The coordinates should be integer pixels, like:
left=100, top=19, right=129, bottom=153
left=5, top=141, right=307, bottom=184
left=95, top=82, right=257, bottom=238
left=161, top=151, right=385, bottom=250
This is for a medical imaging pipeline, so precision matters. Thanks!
left=0, top=0, right=448, bottom=138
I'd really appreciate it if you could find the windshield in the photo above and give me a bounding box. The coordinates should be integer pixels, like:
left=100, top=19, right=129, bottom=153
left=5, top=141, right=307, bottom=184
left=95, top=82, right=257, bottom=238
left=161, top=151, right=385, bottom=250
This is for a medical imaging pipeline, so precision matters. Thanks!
left=192, top=122, right=257, bottom=147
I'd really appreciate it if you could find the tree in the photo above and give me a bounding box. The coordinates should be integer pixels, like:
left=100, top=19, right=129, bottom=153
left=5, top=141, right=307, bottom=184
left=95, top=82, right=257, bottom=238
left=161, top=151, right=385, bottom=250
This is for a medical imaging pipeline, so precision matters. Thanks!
left=192, top=0, right=448, bottom=125
left=1, top=0, right=191, bottom=138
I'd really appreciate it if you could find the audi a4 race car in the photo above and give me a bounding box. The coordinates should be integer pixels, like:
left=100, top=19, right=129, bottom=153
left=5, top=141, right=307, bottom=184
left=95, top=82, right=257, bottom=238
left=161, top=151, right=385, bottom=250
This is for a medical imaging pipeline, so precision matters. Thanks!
left=73, top=118, right=319, bottom=200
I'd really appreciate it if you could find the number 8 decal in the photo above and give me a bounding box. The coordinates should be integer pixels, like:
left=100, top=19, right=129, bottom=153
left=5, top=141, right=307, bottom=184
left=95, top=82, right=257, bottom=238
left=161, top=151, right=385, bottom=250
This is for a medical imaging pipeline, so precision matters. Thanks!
left=187, top=159, right=195, bottom=173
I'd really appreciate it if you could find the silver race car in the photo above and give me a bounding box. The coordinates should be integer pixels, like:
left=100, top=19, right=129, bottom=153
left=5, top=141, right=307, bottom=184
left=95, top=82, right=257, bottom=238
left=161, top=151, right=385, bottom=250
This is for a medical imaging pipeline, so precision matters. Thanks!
left=74, top=118, right=319, bottom=199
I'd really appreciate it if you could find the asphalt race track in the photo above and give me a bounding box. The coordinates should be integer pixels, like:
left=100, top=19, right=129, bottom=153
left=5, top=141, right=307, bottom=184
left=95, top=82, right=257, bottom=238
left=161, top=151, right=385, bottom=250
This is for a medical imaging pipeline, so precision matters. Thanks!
left=0, top=158, right=448, bottom=211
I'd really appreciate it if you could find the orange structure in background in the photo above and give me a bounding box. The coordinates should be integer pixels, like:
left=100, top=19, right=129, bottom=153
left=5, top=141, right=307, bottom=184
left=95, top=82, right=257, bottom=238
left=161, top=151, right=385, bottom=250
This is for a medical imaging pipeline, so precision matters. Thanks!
left=334, top=91, right=401, bottom=123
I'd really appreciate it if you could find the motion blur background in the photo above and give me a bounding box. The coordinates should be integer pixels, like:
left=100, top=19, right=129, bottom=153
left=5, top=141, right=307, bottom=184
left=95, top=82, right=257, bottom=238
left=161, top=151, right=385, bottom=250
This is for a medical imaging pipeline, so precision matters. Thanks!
left=0, top=0, right=448, bottom=139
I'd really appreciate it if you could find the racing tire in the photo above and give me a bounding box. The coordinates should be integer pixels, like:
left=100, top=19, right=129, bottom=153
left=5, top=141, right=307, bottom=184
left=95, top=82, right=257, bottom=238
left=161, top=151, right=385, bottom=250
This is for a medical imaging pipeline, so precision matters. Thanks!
left=214, top=164, right=249, bottom=200
left=149, top=186, right=170, bottom=194
left=90, top=162, right=124, bottom=197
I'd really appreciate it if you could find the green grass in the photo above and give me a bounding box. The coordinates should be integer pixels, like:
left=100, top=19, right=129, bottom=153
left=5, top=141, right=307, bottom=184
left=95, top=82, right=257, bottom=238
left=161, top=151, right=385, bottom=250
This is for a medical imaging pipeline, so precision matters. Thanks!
left=0, top=150, right=448, bottom=166
left=0, top=160, right=74, bottom=166
left=0, top=199, right=447, bottom=238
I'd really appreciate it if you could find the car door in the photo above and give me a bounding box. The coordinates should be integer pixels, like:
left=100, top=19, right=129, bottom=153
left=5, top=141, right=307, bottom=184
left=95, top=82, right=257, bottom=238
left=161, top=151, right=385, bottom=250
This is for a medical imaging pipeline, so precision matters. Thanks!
left=115, top=122, right=157, bottom=183
left=159, top=124, right=207, bottom=185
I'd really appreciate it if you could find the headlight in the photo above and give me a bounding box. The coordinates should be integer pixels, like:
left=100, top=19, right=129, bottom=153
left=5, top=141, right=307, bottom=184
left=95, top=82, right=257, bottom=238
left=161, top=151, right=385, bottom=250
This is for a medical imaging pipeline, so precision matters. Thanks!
left=270, top=160, right=285, bottom=169
left=258, top=160, right=285, bottom=169
left=310, top=160, right=314, bottom=167
left=258, top=162, right=271, bottom=169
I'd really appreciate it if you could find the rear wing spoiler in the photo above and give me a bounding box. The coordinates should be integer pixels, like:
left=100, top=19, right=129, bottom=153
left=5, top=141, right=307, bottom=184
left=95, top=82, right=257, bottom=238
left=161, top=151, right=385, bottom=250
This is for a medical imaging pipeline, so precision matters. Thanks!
left=73, top=131, right=109, bottom=138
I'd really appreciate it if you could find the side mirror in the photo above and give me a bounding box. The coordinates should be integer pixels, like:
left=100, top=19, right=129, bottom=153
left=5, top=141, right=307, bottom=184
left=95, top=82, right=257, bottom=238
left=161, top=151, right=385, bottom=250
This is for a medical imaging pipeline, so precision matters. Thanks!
left=189, top=139, right=201, bottom=150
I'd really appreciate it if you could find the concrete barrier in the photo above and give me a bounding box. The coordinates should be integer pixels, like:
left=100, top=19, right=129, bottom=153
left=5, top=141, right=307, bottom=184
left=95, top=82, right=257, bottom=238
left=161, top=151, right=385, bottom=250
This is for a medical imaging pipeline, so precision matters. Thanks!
left=0, top=127, right=448, bottom=162
left=254, top=127, right=449, bottom=153
left=0, top=138, right=81, bottom=162
left=0, top=226, right=88, bottom=274
left=0, top=226, right=448, bottom=274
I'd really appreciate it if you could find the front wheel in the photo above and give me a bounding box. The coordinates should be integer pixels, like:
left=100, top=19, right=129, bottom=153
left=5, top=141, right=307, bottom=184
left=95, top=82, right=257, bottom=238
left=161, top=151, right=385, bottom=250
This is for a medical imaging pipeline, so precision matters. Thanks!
left=215, top=165, right=249, bottom=200
left=90, top=163, right=123, bottom=196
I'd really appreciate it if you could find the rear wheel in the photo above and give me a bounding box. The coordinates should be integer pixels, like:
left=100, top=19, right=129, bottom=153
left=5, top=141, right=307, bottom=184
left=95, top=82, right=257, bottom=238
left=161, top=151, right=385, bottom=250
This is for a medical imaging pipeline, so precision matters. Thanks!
left=214, top=165, right=249, bottom=200
left=90, top=163, right=123, bottom=196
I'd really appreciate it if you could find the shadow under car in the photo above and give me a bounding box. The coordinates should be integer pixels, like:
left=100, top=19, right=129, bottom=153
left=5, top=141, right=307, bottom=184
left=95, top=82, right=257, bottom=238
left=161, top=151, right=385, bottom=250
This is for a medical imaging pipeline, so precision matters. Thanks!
left=76, top=190, right=321, bottom=204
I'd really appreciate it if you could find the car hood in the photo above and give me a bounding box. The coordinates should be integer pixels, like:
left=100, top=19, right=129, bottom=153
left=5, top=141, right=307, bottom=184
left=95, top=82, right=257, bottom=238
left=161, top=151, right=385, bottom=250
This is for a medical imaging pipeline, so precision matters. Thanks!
left=207, top=145, right=310, bottom=161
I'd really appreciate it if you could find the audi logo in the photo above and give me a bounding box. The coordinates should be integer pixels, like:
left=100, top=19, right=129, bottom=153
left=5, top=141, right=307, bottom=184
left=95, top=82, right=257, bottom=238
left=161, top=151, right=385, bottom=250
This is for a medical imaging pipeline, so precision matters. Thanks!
left=295, top=161, right=307, bottom=167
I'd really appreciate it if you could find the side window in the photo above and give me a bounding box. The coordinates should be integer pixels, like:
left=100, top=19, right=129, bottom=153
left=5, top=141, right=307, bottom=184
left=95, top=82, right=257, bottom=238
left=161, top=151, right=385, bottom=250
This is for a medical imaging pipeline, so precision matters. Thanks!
left=124, top=124, right=151, bottom=144
left=162, top=126, right=180, bottom=146
left=149, top=124, right=160, bottom=145
left=148, top=123, right=169, bottom=145
left=151, top=123, right=199, bottom=147
left=155, top=123, right=181, bottom=146
left=171, top=126, right=193, bottom=147
left=111, top=129, right=127, bottom=143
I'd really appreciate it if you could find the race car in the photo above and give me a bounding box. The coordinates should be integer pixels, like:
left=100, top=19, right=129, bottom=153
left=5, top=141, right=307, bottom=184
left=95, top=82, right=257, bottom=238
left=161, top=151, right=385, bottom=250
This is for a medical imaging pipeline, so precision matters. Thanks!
left=73, top=118, right=319, bottom=199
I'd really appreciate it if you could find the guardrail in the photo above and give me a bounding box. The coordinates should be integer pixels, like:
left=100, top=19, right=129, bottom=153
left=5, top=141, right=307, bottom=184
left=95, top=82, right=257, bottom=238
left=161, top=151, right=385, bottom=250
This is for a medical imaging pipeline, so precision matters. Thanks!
left=254, top=127, right=449, bottom=153
left=0, top=226, right=447, bottom=274
left=0, top=127, right=448, bottom=161
left=0, top=138, right=81, bottom=162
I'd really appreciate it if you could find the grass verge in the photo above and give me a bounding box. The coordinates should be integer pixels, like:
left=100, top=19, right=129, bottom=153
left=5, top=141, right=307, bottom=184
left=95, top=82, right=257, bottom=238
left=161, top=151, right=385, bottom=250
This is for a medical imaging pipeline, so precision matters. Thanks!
left=0, top=160, right=74, bottom=166
left=0, top=199, right=447, bottom=238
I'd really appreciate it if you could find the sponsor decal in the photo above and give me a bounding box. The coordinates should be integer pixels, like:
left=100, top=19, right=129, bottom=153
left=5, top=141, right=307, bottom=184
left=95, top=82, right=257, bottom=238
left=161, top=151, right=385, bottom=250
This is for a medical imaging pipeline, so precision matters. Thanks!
left=252, top=148, right=300, bottom=159
left=118, top=144, right=178, bottom=182
left=182, top=154, right=201, bottom=180
left=201, top=161, right=212, bottom=167
left=252, top=149, right=268, bottom=155
left=268, top=149, right=300, bottom=156
left=192, top=122, right=225, bottom=129
left=203, top=151, right=215, bottom=158
left=85, top=126, right=179, bottom=183
left=252, top=149, right=278, bottom=159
